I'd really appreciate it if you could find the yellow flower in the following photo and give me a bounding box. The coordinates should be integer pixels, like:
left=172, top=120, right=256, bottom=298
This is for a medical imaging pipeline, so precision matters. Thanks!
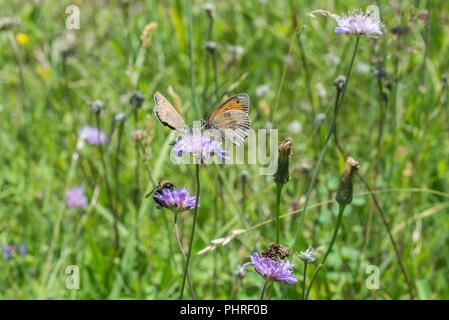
left=16, top=33, right=29, bottom=46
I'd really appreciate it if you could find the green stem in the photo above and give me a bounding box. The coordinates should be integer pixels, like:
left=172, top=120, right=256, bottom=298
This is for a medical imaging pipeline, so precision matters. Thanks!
left=186, top=0, right=199, bottom=119
left=180, top=163, right=200, bottom=299
left=291, top=36, right=359, bottom=252
left=96, top=114, right=120, bottom=249
left=260, top=280, right=269, bottom=300
left=302, top=262, right=308, bottom=300
left=275, top=184, right=283, bottom=243
left=305, top=204, right=346, bottom=299
left=174, top=213, right=195, bottom=299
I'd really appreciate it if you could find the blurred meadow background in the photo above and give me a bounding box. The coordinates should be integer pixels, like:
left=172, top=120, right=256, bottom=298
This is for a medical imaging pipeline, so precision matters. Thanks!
left=1, top=0, right=449, bottom=299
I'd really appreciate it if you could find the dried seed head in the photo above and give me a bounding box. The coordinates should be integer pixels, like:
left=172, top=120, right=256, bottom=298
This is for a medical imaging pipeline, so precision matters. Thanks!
left=298, top=245, right=315, bottom=263
left=115, top=112, right=126, bottom=123
left=90, top=100, right=104, bottom=114
left=334, top=75, right=346, bottom=92
left=204, top=3, right=215, bottom=18
left=131, top=129, right=146, bottom=141
left=240, top=170, right=249, bottom=183
left=390, top=25, right=409, bottom=36
left=204, top=41, right=218, bottom=54
left=273, top=138, right=293, bottom=186
left=234, top=266, right=246, bottom=279
left=335, top=157, right=360, bottom=206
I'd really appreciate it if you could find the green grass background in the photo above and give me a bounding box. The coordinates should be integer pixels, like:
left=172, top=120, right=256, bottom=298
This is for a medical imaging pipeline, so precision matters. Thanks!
left=1, top=0, right=448, bottom=299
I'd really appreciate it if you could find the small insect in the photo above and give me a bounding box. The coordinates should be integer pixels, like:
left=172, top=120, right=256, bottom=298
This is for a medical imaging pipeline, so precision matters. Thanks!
left=145, top=180, right=175, bottom=199
left=153, top=91, right=251, bottom=146
left=262, top=243, right=290, bottom=261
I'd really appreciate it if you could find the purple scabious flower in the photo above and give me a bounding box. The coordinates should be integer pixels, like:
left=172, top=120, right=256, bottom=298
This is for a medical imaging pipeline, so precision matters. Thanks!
left=246, top=253, right=298, bottom=285
left=2, top=245, right=12, bottom=260
left=19, top=243, right=28, bottom=257
left=334, top=10, right=383, bottom=38
left=172, top=132, right=228, bottom=163
left=78, top=126, right=107, bottom=145
left=66, top=187, right=88, bottom=208
left=153, top=187, right=197, bottom=213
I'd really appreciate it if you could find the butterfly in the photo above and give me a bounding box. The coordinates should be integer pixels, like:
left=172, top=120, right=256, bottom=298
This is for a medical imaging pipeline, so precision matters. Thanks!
left=154, top=92, right=251, bottom=146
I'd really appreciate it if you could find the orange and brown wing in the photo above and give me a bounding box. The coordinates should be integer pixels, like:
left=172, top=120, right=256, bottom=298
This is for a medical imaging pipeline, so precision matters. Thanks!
left=207, top=93, right=250, bottom=146
left=208, top=93, right=249, bottom=120
left=154, top=92, right=188, bottom=132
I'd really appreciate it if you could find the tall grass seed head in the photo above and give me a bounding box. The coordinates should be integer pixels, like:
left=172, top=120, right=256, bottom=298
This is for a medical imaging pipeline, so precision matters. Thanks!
left=140, top=22, right=157, bottom=49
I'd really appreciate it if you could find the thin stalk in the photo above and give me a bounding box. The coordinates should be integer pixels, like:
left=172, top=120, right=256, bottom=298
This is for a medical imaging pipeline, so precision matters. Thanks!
left=180, top=164, right=200, bottom=299
left=95, top=114, right=120, bottom=249
left=302, top=262, right=308, bottom=300
left=305, top=204, right=346, bottom=299
left=296, top=29, right=315, bottom=117
left=275, top=184, right=283, bottom=243
left=186, top=0, right=199, bottom=119
left=174, top=213, right=196, bottom=299
left=332, top=105, right=416, bottom=299
left=114, top=118, right=125, bottom=212
left=133, top=108, right=140, bottom=205
left=260, top=280, right=269, bottom=300
left=291, top=37, right=360, bottom=252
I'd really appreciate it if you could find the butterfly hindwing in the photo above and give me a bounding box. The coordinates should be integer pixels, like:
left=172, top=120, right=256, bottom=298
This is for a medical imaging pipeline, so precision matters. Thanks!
left=207, top=93, right=250, bottom=146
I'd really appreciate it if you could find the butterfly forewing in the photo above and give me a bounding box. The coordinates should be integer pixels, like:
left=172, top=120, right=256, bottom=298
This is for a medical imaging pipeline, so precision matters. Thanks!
left=154, top=92, right=188, bottom=132
left=207, top=93, right=251, bottom=146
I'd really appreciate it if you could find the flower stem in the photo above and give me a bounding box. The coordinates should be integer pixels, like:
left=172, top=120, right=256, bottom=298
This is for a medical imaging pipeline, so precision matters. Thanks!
left=302, top=262, right=308, bottom=300
left=180, top=163, right=200, bottom=299
left=133, top=108, right=140, bottom=206
left=305, top=204, right=346, bottom=299
left=291, top=36, right=359, bottom=252
left=95, top=114, right=120, bottom=249
left=260, top=280, right=269, bottom=300
left=275, top=184, right=283, bottom=243
left=174, top=213, right=195, bottom=299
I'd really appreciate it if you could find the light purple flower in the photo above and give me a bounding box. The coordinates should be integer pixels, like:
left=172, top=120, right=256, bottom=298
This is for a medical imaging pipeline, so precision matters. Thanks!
left=246, top=253, right=298, bottom=285
left=66, top=187, right=88, bottom=208
left=334, top=10, right=383, bottom=38
left=172, top=132, right=228, bottom=163
left=153, top=187, right=197, bottom=213
left=78, top=126, right=107, bottom=145
left=2, top=245, right=12, bottom=260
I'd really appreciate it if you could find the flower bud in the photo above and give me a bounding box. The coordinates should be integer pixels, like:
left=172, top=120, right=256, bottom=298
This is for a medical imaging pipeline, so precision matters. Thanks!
left=273, top=138, right=293, bottom=186
left=335, top=157, right=360, bottom=206
left=334, top=75, right=346, bottom=92
left=90, top=100, right=104, bottom=114
left=204, top=3, right=215, bottom=19
left=204, top=41, right=218, bottom=54
left=130, top=91, right=144, bottom=108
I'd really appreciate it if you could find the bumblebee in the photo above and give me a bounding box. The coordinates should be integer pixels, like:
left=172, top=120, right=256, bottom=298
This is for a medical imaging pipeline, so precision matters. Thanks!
left=145, top=180, right=175, bottom=198
left=261, top=243, right=289, bottom=261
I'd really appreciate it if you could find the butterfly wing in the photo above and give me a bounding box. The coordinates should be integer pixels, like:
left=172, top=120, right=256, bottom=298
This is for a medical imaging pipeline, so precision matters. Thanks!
left=154, top=92, right=188, bottom=132
left=207, top=93, right=250, bottom=146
